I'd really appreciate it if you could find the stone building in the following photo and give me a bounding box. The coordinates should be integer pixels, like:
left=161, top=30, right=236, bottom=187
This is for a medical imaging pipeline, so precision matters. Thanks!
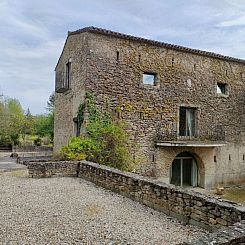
left=54, top=26, right=245, bottom=189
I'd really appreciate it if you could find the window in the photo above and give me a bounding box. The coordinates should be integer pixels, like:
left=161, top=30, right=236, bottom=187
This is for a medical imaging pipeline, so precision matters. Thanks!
left=116, top=51, right=120, bottom=61
left=55, top=60, right=71, bottom=93
left=179, top=107, right=196, bottom=137
left=171, top=58, right=174, bottom=66
left=73, top=117, right=81, bottom=137
left=143, top=73, right=156, bottom=85
left=217, top=83, right=226, bottom=95
left=65, top=61, right=71, bottom=89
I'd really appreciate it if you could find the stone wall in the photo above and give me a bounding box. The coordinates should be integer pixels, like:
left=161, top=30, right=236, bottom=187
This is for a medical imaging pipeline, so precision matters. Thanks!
left=85, top=30, right=245, bottom=148
left=27, top=161, right=79, bottom=178
left=54, top=32, right=88, bottom=152
left=186, top=221, right=245, bottom=245
left=27, top=160, right=245, bottom=231
left=54, top=28, right=245, bottom=187
left=78, top=160, right=245, bottom=231
left=13, top=146, right=53, bottom=152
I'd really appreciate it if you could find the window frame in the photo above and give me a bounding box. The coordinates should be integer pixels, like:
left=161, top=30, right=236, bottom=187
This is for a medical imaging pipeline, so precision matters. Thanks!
left=65, top=61, right=71, bottom=89
left=216, top=82, right=228, bottom=97
left=55, top=59, right=72, bottom=93
left=142, top=72, right=157, bottom=86
left=178, top=106, right=198, bottom=138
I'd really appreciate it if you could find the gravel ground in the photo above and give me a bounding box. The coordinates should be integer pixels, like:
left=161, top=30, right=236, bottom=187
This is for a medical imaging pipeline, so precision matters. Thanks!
left=0, top=173, right=208, bottom=245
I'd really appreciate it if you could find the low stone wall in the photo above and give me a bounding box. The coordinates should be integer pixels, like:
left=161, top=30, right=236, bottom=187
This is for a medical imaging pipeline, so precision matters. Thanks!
left=28, top=161, right=79, bottom=178
left=184, top=221, right=245, bottom=245
left=26, top=160, right=245, bottom=232
left=13, top=146, right=53, bottom=152
left=18, top=156, right=52, bottom=165
left=78, top=161, right=245, bottom=231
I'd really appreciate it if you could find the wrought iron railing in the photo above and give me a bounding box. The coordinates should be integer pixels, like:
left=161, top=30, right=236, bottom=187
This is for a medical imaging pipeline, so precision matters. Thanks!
left=155, top=126, right=226, bottom=142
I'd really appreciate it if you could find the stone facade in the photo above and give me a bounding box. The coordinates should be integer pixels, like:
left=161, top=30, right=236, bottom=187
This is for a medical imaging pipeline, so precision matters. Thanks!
left=54, top=27, right=245, bottom=188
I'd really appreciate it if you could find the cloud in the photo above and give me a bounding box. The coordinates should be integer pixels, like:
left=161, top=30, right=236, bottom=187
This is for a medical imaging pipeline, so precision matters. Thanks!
left=218, top=15, right=245, bottom=27
left=1, top=0, right=245, bottom=113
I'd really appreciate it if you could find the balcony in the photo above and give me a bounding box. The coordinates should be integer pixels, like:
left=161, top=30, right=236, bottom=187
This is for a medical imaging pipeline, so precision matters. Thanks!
left=155, top=126, right=226, bottom=147
left=56, top=86, right=70, bottom=93
left=55, top=72, right=70, bottom=93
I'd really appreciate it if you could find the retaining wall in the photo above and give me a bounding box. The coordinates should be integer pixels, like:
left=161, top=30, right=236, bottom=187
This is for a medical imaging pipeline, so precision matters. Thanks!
left=26, top=160, right=245, bottom=232
left=183, top=221, right=245, bottom=245
left=27, top=161, right=79, bottom=178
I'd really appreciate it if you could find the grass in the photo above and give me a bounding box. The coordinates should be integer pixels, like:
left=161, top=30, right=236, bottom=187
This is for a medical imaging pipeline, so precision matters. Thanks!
left=220, top=187, right=245, bottom=204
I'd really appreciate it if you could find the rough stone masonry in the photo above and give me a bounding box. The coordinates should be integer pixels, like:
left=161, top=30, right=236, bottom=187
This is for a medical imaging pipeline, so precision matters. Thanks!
left=26, top=160, right=245, bottom=232
left=54, top=27, right=245, bottom=188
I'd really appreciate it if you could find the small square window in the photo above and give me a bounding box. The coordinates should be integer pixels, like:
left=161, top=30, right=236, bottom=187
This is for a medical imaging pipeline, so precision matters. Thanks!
left=217, top=83, right=227, bottom=94
left=143, top=73, right=156, bottom=85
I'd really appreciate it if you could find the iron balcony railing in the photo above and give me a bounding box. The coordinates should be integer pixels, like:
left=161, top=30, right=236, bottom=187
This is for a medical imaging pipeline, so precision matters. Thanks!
left=156, top=126, right=226, bottom=142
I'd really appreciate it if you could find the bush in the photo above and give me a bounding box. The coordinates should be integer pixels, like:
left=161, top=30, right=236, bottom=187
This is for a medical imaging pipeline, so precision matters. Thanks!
left=59, top=93, right=136, bottom=171
left=61, top=137, right=99, bottom=161
left=34, top=137, right=42, bottom=146
left=87, top=120, right=133, bottom=171
left=10, top=134, right=20, bottom=146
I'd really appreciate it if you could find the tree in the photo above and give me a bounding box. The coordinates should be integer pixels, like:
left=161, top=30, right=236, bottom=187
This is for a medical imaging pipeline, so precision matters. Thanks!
left=34, top=92, right=54, bottom=141
left=23, top=108, right=35, bottom=136
left=34, top=114, right=53, bottom=138
left=46, top=92, right=55, bottom=113
left=0, top=97, right=25, bottom=146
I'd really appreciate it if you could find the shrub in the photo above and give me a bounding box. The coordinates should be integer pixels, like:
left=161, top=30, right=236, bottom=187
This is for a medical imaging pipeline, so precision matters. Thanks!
left=59, top=93, right=136, bottom=171
left=34, top=137, right=42, bottom=146
left=61, top=137, right=99, bottom=161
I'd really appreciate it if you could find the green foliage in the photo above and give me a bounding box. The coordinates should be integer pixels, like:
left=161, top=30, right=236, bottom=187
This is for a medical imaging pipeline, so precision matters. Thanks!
left=23, top=108, right=35, bottom=136
left=77, top=102, right=85, bottom=124
left=34, top=92, right=54, bottom=141
left=34, top=113, right=54, bottom=140
left=0, top=97, right=25, bottom=146
left=61, top=137, right=98, bottom=161
left=60, top=92, right=136, bottom=172
left=0, top=92, right=54, bottom=147
left=46, top=92, right=55, bottom=113
left=33, top=137, right=42, bottom=146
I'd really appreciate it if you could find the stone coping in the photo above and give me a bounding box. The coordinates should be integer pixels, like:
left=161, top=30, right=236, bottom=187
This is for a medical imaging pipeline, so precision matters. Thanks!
left=183, top=221, right=245, bottom=245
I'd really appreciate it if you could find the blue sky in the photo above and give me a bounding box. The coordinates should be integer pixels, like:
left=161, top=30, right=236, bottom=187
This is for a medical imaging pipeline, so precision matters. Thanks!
left=1, top=0, right=245, bottom=114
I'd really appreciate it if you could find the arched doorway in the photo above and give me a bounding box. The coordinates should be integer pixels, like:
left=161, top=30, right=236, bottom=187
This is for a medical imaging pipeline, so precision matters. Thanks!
left=170, top=152, right=198, bottom=187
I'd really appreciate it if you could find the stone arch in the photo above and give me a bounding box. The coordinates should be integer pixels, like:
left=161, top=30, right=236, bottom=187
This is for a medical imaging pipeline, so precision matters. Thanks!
left=169, top=149, right=205, bottom=187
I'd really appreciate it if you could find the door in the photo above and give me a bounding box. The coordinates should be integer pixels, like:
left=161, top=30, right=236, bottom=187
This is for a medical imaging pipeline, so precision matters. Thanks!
left=170, top=155, right=198, bottom=187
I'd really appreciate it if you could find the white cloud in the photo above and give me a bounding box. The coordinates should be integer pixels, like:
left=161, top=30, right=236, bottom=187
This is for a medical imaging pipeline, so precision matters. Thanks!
left=1, top=0, right=245, bottom=113
left=218, top=15, right=245, bottom=27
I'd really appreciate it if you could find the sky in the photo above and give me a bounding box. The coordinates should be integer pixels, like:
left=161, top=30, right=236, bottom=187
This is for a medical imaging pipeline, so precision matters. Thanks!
left=1, top=0, right=245, bottom=114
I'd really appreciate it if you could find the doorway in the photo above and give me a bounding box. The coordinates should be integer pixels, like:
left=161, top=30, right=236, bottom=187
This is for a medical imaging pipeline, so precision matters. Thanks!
left=170, top=152, right=198, bottom=187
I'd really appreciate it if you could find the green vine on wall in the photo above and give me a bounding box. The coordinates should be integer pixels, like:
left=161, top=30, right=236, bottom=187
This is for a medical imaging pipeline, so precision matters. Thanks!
left=60, top=92, right=136, bottom=172
left=77, top=102, right=85, bottom=125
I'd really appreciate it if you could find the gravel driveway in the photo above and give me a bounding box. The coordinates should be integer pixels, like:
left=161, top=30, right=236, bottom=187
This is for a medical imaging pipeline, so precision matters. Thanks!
left=0, top=174, right=207, bottom=244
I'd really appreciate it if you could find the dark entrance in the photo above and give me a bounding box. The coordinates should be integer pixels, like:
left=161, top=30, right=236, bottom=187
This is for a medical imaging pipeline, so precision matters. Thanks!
left=170, top=152, right=198, bottom=187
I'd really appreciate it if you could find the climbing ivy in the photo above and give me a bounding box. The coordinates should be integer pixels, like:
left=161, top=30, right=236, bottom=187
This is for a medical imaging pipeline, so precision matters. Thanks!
left=77, top=102, right=85, bottom=125
left=60, top=92, right=136, bottom=172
